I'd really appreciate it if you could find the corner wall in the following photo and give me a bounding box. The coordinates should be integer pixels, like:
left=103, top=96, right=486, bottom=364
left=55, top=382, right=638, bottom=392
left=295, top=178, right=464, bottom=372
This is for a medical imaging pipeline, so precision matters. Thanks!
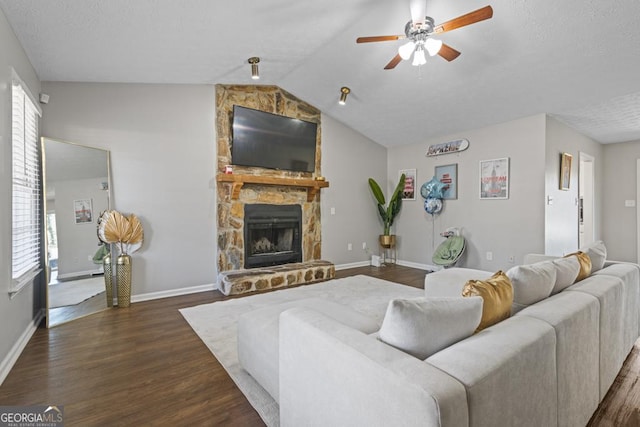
left=387, top=115, right=547, bottom=270
left=544, top=116, right=603, bottom=255
left=41, top=82, right=217, bottom=296
left=601, top=139, right=640, bottom=262
left=0, top=6, right=43, bottom=382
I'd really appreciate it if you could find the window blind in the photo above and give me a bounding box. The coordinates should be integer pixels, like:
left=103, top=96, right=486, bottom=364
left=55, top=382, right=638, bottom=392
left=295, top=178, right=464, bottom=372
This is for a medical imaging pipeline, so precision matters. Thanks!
left=11, top=80, right=41, bottom=290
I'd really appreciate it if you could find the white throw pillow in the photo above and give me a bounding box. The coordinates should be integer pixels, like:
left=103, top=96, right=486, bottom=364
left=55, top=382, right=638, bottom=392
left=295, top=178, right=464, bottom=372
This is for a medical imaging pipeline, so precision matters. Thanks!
left=580, top=241, right=607, bottom=272
left=378, top=297, right=483, bottom=360
left=506, top=261, right=557, bottom=307
left=551, top=256, right=581, bottom=294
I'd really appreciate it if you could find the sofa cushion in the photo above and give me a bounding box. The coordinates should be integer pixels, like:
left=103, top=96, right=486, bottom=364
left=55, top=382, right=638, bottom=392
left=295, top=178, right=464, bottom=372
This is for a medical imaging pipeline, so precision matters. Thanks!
left=378, top=297, right=483, bottom=360
left=565, top=251, right=592, bottom=281
left=424, top=267, right=493, bottom=298
left=462, top=271, right=513, bottom=331
left=238, top=297, right=379, bottom=403
left=581, top=240, right=607, bottom=272
left=551, top=256, right=581, bottom=294
left=506, top=262, right=556, bottom=312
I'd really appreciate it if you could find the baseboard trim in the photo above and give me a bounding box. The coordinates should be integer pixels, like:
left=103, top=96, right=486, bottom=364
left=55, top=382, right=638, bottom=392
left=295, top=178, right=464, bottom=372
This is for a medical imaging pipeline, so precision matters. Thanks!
left=130, top=283, right=217, bottom=304
left=396, top=260, right=439, bottom=271
left=335, top=261, right=371, bottom=270
left=0, top=308, right=45, bottom=386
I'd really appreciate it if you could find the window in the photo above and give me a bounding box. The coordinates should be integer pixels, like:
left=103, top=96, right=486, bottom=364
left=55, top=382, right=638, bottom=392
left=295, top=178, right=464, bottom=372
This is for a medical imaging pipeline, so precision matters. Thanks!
left=11, top=75, right=42, bottom=294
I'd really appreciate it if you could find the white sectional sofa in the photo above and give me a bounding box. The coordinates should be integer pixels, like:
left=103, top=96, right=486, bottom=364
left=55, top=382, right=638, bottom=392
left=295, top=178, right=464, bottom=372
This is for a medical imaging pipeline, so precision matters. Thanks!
left=238, top=245, right=640, bottom=427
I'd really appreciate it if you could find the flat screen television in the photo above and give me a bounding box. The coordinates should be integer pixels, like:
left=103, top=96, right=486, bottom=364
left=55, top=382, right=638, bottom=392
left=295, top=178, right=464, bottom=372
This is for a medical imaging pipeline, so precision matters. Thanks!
left=231, top=105, right=317, bottom=173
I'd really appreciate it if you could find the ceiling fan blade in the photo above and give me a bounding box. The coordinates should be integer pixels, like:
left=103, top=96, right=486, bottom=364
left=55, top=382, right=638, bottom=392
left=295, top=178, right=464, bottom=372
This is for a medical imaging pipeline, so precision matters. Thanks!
left=438, top=43, right=461, bottom=61
left=384, top=54, right=403, bottom=70
left=410, top=0, right=427, bottom=26
left=357, top=35, right=404, bottom=43
left=433, top=5, right=493, bottom=34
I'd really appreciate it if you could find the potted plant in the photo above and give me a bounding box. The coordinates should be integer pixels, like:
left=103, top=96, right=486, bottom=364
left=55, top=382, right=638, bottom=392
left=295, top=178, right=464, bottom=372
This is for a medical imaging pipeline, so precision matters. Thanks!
left=368, top=174, right=405, bottom=248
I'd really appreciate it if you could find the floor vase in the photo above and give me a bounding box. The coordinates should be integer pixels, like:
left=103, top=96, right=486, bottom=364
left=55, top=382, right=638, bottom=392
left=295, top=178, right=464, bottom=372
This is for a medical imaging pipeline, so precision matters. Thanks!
left=117, top=254, right=132, bottom=308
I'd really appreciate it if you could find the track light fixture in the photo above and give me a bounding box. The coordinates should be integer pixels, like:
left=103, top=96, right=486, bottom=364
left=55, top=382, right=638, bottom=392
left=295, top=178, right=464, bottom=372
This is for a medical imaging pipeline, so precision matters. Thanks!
left=339, top=87, right=351, bottom=105
left=248, top=57, right=260, bottom=80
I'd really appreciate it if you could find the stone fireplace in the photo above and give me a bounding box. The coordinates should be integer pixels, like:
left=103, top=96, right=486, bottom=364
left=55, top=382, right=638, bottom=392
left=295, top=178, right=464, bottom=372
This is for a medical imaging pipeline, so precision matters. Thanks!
left=215, top=84, right=334, bottom=295
left=244, top=204, right=302, bottom=269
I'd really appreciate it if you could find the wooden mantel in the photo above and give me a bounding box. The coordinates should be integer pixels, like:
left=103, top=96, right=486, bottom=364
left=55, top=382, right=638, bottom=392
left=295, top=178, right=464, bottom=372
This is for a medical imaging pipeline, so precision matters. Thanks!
left=217, top=174, right=329, bottom=202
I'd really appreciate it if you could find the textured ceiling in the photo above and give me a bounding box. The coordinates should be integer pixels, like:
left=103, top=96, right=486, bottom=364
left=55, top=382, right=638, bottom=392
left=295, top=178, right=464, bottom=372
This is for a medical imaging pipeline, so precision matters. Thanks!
left=2, top=0, right=640, bottom=147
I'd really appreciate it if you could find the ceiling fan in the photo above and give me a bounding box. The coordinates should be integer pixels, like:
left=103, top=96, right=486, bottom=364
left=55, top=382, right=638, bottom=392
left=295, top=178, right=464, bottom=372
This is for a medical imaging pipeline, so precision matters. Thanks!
left=356, top=1, right=493, bottom=69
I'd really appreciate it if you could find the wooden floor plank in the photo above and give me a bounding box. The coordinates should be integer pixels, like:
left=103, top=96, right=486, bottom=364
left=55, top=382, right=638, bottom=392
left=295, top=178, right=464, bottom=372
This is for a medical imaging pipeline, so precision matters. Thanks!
left=0, top=265, right=637, bottom=426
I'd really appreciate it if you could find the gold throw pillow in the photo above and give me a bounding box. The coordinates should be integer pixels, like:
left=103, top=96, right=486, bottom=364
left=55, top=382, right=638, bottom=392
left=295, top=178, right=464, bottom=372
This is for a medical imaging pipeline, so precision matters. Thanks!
left=462, top=271, right=513, bottom=332
left=564, top=251, right=592, bottom=282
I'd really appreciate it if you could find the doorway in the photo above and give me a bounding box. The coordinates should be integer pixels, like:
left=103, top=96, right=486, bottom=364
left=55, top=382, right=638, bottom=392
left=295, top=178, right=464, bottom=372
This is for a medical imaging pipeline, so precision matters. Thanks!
left=579, top=152, right=595, bottom=248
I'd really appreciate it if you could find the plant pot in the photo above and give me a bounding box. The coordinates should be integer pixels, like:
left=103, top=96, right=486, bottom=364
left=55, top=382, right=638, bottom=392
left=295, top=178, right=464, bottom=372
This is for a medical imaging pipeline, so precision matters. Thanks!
left=379, top=234, right=396, bottom=248
left=116, top=254, right=132, bottom=308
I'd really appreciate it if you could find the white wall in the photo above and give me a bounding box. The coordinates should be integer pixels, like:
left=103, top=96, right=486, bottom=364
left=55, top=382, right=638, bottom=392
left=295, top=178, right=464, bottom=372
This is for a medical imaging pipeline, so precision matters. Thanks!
left=41, top=82, right=217, bottom=296
left=52, top=177, right=109, bottom=277
left=387, top=115, right=547, bottom=271
left=0, top=6, right=43, bottom=380
left=544, top=116, right=603, bottom=255
left=320, top=113, right=387, bottom=266
left=601, top=139, right=640, bottom=262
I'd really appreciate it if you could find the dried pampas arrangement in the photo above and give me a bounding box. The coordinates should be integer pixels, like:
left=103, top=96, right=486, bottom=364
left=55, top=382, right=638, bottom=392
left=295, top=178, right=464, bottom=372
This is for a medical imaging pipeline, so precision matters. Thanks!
left=97, top=210, right=144, bottom=255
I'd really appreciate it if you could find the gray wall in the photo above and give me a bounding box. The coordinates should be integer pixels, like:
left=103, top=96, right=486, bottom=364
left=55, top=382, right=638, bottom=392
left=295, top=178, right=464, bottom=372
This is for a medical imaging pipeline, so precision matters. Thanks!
left=0, top=6, right=42, bottom=378
left=601, top=139, right=640, bottom=262
left=320, top=113, right=387, bottom=265
left=544, top=116, right=603, bottom=256
left=387, top=115, right=548, bottom=270
left=41, top=82, right=217, bottom=296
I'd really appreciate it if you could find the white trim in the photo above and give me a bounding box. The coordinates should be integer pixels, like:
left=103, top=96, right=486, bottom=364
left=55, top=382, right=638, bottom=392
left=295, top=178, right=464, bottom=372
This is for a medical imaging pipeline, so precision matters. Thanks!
left=335, top=260, right=436, bottom=272
left=335, top=261, right=370, bottom=270
left=129, top=283, right=217, bottom=304
left=9, top=268, right=42, bottom=298
left=396, top=260, right=438, bottom=271
left=637, top=159, right=640, bottom=264
left=0, top=309, right=45, bottom=386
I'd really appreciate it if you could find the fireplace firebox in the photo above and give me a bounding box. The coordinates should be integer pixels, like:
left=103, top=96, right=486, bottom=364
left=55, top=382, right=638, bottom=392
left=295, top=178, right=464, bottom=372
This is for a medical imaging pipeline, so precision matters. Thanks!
left=244, top=204, right=302, bottom=269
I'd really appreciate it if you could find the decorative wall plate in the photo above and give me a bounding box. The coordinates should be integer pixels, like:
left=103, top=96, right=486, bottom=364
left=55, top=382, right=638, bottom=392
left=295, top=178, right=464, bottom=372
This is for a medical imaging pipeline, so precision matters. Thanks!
left=426, top=139, right=469, bottom=157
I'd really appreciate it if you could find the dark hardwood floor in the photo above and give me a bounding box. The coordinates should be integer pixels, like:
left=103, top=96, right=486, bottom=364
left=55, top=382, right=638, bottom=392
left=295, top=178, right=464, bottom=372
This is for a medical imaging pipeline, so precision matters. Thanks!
left=0, top=264, right=638, bottom=426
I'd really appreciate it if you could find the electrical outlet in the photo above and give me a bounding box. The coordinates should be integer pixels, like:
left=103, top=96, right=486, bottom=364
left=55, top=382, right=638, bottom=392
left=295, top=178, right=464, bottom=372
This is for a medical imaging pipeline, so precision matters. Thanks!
left=347, top=243, right=353, bottom=251
left=362, top=242, right=367, bottom=250
left=486, top=251, right=493, bottom=261
left=330, top=207, right=336, bottom=215
left=88, top=255, right=93, bottom=261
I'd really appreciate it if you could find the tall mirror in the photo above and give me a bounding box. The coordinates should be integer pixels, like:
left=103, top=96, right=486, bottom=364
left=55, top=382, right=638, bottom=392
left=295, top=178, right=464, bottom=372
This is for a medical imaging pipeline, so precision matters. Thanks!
left=42, top=137, right=112, bottom=327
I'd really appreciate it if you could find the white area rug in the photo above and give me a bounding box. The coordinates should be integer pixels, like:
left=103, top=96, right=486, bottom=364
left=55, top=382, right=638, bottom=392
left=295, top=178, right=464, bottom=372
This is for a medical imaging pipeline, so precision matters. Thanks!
left=48, top=276, right=105, bottom=308
left=179, top=275, right=422, bottom=427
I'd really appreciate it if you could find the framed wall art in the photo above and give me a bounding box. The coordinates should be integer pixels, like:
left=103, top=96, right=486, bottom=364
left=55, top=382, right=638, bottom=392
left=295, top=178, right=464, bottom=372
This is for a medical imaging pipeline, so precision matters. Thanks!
left=74, top=199, right=93, bottom=224
left=479, top=158, right=509, bottom=199
left=399, top=169, right=416, bottom=200
left=560, top=152, right=572, bottom=190
left=435, top=163, right=458, bottom=200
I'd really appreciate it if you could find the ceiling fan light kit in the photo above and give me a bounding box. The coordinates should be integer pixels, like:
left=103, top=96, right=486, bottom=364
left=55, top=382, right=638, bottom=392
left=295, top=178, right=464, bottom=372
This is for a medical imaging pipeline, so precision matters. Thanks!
left=356, top=4, right=493, bottom=70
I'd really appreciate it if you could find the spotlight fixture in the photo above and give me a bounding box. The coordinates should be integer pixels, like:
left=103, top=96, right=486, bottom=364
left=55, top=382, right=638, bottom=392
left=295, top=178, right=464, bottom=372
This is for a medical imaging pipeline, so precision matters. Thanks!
left=339, top=87, right=351, bottom=105
left=248, top=57, right=260, bottom=80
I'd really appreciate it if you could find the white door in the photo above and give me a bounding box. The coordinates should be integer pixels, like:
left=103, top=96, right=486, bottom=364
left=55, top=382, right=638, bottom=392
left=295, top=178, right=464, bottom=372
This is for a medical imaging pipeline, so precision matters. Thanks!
left=579, top=152, right=595, bottom=248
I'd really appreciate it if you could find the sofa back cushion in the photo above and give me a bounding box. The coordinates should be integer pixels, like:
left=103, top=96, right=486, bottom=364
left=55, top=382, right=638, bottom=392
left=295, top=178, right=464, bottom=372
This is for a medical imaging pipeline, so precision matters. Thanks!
left=580, top=241, right=607, bottom=272
left=551, top=256, right=581, bottom=294
left=462, top=271, right=513, bottom=331
left=506, top=262, right=556, bottom=313
left=378, top=297, right=483, bottom=360
left=565, top=251, right=592, bottom=281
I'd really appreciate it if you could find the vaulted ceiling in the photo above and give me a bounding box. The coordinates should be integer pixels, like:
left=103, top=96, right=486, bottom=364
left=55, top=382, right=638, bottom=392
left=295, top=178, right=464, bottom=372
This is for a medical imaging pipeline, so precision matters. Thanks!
left=2, top=0, right=640, bottom=147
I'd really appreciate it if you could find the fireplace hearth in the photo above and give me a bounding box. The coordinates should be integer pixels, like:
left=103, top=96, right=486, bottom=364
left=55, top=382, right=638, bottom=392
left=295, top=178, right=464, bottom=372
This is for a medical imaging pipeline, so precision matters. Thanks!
left=244, top=204, right=302, bottom=269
